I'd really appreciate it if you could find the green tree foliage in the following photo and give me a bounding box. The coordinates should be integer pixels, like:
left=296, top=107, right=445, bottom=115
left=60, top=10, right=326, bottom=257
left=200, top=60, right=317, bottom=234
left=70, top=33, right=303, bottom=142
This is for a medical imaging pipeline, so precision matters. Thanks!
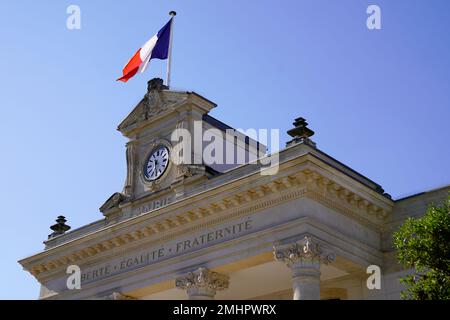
left=393, top=195, right=450, bottom=300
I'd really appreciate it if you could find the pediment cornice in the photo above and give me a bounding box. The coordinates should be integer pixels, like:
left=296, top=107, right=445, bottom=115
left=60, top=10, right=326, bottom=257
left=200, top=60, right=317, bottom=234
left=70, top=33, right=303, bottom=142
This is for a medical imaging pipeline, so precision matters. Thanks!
left=117, top=90, right=216, bottom=138
left=117, top=90, right=188, bottom=136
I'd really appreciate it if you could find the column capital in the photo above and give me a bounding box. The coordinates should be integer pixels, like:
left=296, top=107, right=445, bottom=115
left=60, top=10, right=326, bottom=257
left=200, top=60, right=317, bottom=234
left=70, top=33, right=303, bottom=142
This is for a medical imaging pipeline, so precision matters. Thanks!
left=175, top=267, right=229, bottom=299
left=105, top=292, right=136, bottom=300
left=274, top=236, right=336, bottom=267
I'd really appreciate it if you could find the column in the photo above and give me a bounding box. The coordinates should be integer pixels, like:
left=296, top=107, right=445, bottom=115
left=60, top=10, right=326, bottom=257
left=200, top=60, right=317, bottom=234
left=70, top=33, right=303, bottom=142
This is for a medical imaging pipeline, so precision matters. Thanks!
left=274, top=236, right=335, bottom=300
left=175, top=267, right=229, bottom=300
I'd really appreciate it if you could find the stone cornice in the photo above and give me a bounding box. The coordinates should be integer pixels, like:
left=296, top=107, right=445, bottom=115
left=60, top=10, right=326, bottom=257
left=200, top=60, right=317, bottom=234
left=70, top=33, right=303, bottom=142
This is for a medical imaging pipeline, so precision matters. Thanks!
left=43, top=148, right=392, bottom=250
left=19, top=154, right=393, bottom=282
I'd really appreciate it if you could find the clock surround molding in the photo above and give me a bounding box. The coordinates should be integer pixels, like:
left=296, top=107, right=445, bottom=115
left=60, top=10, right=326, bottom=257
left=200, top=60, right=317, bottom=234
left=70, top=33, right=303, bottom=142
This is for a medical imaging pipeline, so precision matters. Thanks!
left=139, top=138, right=174, bottom=192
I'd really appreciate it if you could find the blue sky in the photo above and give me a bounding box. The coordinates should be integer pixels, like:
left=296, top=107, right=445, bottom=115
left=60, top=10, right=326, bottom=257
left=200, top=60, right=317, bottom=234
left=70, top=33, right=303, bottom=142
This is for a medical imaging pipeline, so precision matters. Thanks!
left=0, top=0, right=449, bottom=299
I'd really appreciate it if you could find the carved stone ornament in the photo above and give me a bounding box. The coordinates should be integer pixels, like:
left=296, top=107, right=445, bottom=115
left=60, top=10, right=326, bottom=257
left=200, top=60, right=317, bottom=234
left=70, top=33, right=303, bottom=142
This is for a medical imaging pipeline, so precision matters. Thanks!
left=143, top=180, right=161, bottom=193
left=176, top=164, right=205, bottom=179
left=117, top=78, right=183, bottom=133
left=274, top=236, right=336, bottom=266
left=175, top=267, right=229, bottom=293
left=104, top=292, right=135, bottom=300
left=142, top=92, right=164, bottom=120
left=99, top=192, right=127, bottom=215
left=286, top=117, right=316, bottom=148
left=140, top=79, right=172, bottom=120
left=48, top=216, right=71, bottom=239
left=147, top=78, right=168, bottom=92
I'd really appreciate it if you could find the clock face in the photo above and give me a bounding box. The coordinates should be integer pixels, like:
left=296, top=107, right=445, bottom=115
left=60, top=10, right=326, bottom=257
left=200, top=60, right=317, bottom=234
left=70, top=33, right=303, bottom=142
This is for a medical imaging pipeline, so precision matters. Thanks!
left=144, top=146, right=169, bottom=181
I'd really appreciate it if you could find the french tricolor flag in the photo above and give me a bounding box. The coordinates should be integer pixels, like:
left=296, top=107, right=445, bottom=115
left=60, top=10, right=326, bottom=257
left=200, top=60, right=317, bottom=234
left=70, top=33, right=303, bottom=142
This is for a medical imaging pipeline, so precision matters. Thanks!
left=117, top=18, right=173, bottom=82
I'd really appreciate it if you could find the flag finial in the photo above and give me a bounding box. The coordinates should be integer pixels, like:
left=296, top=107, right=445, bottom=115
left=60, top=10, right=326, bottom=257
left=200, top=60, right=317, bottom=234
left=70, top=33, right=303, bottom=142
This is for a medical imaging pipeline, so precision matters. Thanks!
left=169, top=11, right=177, bottom=17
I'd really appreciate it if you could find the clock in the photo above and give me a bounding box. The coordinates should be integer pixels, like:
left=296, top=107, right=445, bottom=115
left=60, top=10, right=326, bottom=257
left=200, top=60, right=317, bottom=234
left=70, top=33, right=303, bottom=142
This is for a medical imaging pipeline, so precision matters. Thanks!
left=144, top=145, right=170, bottom=181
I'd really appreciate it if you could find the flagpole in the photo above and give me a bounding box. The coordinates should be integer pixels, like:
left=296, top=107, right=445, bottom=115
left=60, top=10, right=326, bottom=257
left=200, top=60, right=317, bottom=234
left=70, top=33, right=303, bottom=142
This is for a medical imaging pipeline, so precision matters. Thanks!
left=166, top=11, right=176, bottom=88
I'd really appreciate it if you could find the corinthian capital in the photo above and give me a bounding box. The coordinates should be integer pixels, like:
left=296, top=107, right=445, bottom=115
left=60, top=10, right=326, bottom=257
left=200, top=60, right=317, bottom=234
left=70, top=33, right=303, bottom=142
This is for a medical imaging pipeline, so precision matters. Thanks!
left=175, top=267, right=229, bottom=299
left=274, top=236, right=336, bottom=267
left=105, top=292, right=136, bottom=300
left=176, top=267, right=229, bottom=290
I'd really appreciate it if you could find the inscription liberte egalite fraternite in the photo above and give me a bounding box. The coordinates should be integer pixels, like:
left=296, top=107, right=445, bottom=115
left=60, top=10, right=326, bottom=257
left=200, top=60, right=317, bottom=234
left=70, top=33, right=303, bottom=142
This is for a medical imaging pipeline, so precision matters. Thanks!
left=80, top=218, right=253, bottom=284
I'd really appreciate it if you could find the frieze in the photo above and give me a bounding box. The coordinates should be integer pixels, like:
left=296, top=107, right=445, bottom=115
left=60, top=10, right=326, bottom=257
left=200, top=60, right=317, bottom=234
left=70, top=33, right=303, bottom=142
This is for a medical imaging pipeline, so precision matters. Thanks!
left=80, top=218, right=253, bottom=285
left=134, top=195, right=174, bottom=215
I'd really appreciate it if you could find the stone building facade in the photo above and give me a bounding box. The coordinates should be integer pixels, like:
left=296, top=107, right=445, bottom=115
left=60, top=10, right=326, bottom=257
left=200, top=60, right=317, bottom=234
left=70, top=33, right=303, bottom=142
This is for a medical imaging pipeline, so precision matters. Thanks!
left=19, top=79, right=449, bottom=300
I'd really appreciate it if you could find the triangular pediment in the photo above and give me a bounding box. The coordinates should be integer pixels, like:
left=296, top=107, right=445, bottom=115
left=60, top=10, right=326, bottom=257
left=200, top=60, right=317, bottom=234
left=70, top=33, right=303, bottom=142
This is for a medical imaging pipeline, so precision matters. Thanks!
left=117, top=90, right=189, bottom=136
left=99, top=192, right=127, bottom=216
left=117, top=80, right=216, bottom=137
